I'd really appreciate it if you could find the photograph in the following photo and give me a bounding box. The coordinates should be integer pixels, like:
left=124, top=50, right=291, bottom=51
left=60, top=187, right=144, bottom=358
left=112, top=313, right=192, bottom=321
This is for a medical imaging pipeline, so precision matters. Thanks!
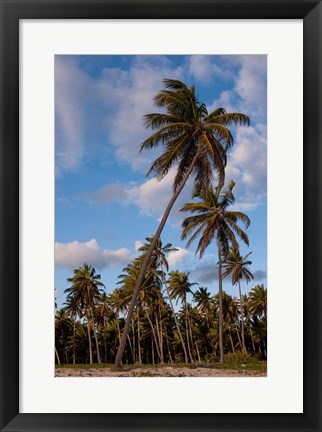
left=54, top=54, right=267, bottom=378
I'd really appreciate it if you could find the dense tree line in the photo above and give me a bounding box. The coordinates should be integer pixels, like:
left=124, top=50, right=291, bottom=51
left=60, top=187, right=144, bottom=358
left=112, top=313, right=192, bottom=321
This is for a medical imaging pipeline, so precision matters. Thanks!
left=55, top=252, right=267, bottom=366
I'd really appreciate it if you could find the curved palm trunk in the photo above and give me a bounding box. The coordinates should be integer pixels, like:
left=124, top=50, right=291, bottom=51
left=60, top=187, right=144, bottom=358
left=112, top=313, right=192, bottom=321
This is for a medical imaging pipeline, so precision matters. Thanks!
left=217, top=239, right=224, bottom=364
left=114, top=145, right=202, bottom=368
left=238, top=281, right=247, bottom=354
left=165, top=286, right=189, bottom=363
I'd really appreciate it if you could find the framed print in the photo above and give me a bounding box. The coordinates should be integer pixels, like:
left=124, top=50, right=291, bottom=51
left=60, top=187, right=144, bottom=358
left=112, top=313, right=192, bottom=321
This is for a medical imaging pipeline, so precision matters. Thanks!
left=0, top=0, right=321, bottom=431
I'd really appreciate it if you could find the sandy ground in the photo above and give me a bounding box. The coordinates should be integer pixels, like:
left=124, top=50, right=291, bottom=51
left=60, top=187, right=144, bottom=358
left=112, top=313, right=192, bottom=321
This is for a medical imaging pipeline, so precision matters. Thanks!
left=55, top=366, right=266, bottom=377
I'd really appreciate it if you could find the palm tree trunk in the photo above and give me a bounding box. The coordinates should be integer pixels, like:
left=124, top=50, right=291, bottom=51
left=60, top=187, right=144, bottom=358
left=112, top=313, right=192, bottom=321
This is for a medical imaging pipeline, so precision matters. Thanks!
left=229, top=327, right=235, bottom=353
left=73, top=319, right=76, bottom=365
left=250, top=326, right=256, bottom=354
left=165, top=286, right=188, bottom=363
left=131, top=320, right=136, bottom=363
left=166, top=338, right=173, bottom=363
left=89, top=305, right=101, bottom=363
left=195, top=340, right=201, bottom=363
left=127, top=334, right=134, bottom=361
left=144, top=309, right=162, bottom=361
left=155, top=311, right=164, bottom=364
left=159, top=307, right=164, bottom=364
left=188, top=318, right=196, bottom=362
left=137, top=310, right=142, bottom=365
left=114, top=145, right=202, bottom=368
left=217, top=238, right=224, bottom=364
left=185, top=301, right=194, bottom=363
left=86, top=318, right=93, bottom=365
left=151, top=334, right=155, bottom=365
left=263, top=338, right=267, bottom=358
left=55, top=346, right=61, bottom=365
left=238, top=281, right=247, bottom=354
left=236, top=328, right=242, bottom=348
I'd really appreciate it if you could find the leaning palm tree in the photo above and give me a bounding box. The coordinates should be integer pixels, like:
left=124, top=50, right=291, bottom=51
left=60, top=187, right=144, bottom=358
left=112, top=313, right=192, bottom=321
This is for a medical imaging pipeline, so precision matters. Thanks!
left=222, top=247, right=253, bottom=353
left=114, top=78, right=250, bottom=368
left=180, top=180, right=250, bottom=363
left=65, top=263, right=104, bottom=364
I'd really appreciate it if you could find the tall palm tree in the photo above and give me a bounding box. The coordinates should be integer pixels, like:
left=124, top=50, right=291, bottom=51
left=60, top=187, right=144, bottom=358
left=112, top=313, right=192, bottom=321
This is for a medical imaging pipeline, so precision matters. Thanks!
left=65, top=263, right=104, bottom=364
left=114, top=79, right=250, bottom=368
left=181, top=180, right=250, bottom=363
left=222, top=247, right=253, bottom=353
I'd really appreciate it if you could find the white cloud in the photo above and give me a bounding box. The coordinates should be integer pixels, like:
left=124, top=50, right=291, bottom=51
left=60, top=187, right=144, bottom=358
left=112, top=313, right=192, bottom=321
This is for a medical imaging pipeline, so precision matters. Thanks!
left=135, top=240, right=144, bottom=251
left=225, top=124, right=267, bottom=211
left=55, top=239, right=132, bottom=269
left=207, top=55, right=267, bottom=211
left=167, top=247, right=190, bottom=267
left=188, top=55, right=231, bottom=83
left=89, top=167, right=195, bottom=225
left=55, top=56, right=184, bottom=174
left=55, top=58, right=91, bottom=172
left=209, top=55, right=267, bottom=124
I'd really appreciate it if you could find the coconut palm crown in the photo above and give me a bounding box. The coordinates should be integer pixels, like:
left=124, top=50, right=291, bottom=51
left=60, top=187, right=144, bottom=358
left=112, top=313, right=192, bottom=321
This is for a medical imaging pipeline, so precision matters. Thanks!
left=141, top=79, right=250, bottom=190
left=180, top=180, right=250, bottom=258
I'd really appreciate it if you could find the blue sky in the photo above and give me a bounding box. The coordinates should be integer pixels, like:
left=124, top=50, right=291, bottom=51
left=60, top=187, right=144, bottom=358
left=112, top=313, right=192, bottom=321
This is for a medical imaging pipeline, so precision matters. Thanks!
left=55, top=55, right=267, bottom=308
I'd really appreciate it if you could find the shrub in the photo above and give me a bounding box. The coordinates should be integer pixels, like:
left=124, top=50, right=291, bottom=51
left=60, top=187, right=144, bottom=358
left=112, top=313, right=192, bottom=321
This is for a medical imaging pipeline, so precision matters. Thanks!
left=224, top=352, right=255, bottom=366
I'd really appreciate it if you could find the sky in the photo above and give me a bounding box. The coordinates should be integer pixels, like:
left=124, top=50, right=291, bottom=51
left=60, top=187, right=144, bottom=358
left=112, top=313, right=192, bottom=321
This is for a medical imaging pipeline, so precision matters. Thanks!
left=55, top=54, right=267, bottom=309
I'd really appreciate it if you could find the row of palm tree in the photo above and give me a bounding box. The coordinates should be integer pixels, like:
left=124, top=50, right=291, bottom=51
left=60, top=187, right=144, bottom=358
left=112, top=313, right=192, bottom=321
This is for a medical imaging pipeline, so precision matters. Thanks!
left=55, top=253, right=267, bottom=366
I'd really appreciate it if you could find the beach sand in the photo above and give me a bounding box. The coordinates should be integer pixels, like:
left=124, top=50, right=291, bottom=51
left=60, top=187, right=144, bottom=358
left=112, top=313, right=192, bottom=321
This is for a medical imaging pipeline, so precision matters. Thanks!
left=55, top=366, right=266, bottom=378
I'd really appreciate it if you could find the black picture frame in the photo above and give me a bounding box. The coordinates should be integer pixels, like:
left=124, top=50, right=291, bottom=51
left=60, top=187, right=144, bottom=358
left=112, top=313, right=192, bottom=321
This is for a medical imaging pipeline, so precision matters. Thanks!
left=0, top=1, right=321, bottom=431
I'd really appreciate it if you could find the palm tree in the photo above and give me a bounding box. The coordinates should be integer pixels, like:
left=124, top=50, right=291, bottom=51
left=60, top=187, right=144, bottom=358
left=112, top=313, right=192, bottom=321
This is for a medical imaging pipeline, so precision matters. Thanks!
left=55, top=308, right=72, bottom=364
left=222, top=247, right=253, bottom=353
left=194, top=286, right=212, bottom=329
left=167, top=271, right=197, bottom=362
left=65, top=263, right=104, bottom=364
left=181, top=180, right=250, bottom=363
left=249, top=284, right=267, bottom=317
left=114, top=79, right=250, bottom=368
left=64, top=295, right=82, bottom=364
left=138, top=237, right=190, bottom=363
